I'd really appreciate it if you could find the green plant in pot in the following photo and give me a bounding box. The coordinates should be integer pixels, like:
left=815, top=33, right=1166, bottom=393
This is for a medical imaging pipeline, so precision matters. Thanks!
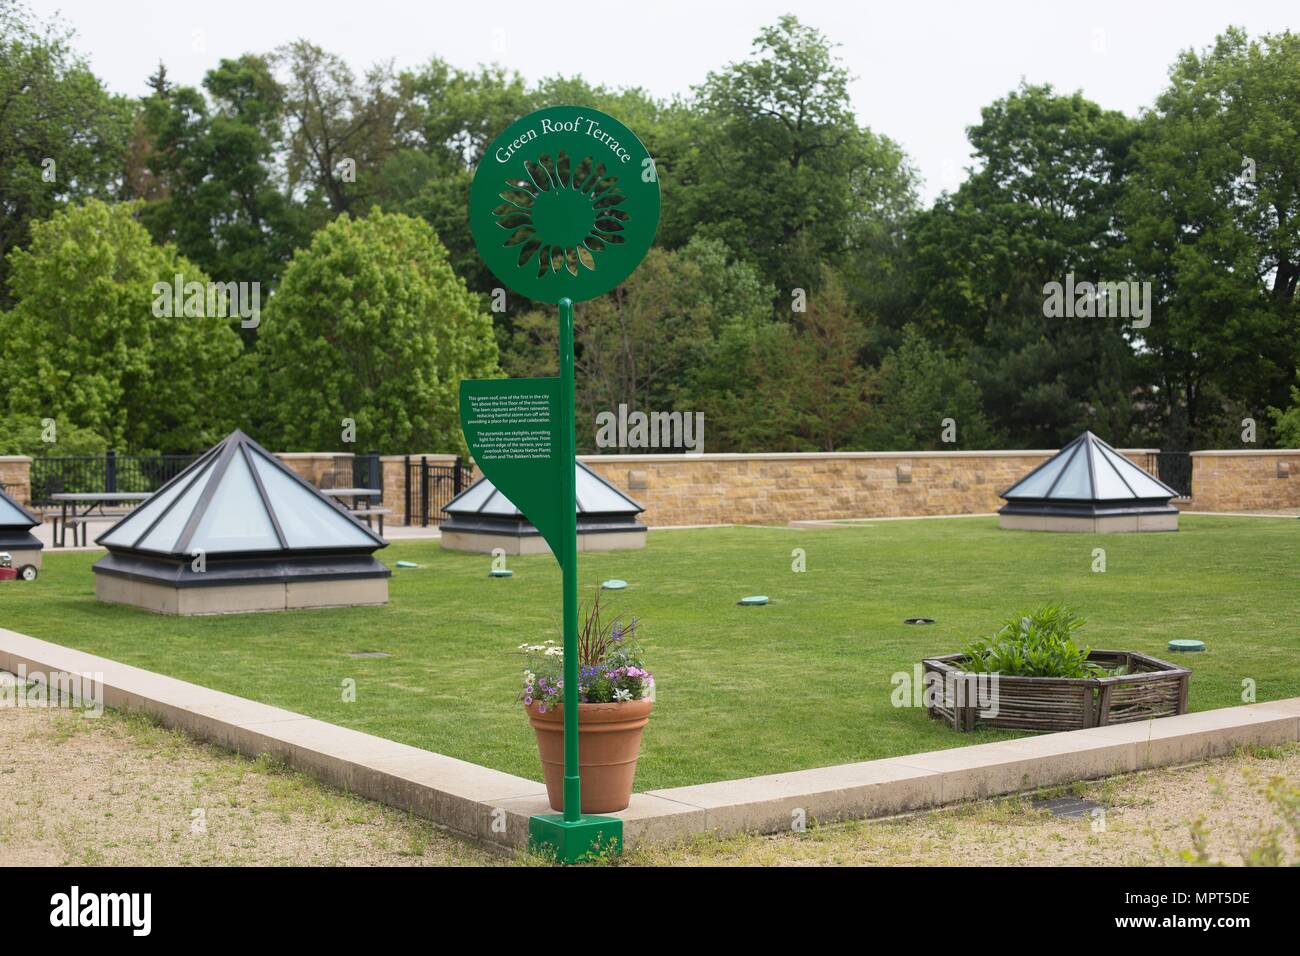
left=520, top=587, right=654, bottom=814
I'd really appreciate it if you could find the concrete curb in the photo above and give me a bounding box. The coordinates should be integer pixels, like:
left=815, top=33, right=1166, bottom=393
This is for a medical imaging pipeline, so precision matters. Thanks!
left=2, top=628, right=1297, bottom=851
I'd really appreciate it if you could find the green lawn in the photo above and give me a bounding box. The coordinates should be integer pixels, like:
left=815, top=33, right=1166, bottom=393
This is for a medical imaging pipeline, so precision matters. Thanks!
left=3, top=516, right=1297, bottom=790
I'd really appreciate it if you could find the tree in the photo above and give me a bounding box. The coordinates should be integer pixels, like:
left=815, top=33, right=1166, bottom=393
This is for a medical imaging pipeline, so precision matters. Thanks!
left=275, top=41, right=412, bottom=216
left=0, top=1, right=131, bottom=304
left=704, top=268, right=873, bottom=452
left=1267, top=374, right=1300, bottom=447
left=909, top=82, right=1141, bottom=447
left=1121, top=28, right=1300, bottom=449
left=0, top=413, right=107, bottom=456
left=0, top=200, right=243, bottom=451
left=684, top=16, right=917, bottom=298
left=256, top=209, right=499, bottom=453
left=136, top=55, right=310, bottom=297
left=868, top=326, right=997, bottom=450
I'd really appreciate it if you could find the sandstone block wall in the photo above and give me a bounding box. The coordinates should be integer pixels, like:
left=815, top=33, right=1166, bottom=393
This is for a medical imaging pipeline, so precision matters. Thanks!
left=577, top=450, right=1160, bottom=527
left=0, top=456, right=32, bottom=507
left=1187, top=451, right=1300, bottom=513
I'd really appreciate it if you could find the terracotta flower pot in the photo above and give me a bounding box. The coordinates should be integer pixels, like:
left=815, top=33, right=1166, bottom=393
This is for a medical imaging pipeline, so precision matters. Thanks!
left=526, top=698, right=653, bottom=813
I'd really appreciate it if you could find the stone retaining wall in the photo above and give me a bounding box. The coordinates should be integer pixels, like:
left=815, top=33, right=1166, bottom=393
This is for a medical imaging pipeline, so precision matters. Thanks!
left=0, top=456, right=31, bottom=506
left=7, top=446, right=1298, bottom=527
left=1187, top=450, right=1300, bottom=513
left=577, top=450, right=1160, bottom=527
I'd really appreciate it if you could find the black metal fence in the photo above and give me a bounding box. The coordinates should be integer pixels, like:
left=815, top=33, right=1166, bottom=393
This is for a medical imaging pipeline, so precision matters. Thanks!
left=404, top=456, right=472, bottom=526
left=28, top=452, right=200, bottom=506
left=1156, top=451, right=1193, bottom=498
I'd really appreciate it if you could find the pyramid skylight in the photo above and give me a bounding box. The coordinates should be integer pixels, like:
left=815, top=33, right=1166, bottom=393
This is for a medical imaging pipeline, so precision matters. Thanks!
left=1002, top=432, right=1177, bottom=502
left=98, top=430, right=381, bottom=555
left=444, top=461, right=643, bottom=518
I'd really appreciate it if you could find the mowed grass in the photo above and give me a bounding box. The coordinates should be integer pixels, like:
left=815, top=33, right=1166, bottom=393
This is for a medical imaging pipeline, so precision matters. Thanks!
left=2, top=516, right=1297, bottom=791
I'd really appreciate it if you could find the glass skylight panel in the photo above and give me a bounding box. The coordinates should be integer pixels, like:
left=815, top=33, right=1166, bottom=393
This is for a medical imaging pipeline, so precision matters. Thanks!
left=1098, top=445, right=1173, bottom=498
left=250, top=450, right=374, bottom=548
left=1048, top=446, right=1092, bottom=498
left=576, top=470, right=637, bottom=513
left=1089, top=444, right=1134, bottom=499
left=0, top=496, right=32, bottom=526
left=101, top=459, right=213, bottom=547
left=136, top=462, right=214, bottom=552
left=1005, top=451, right=1071, bottom=498
left=187, top=451, right=279, bottom=552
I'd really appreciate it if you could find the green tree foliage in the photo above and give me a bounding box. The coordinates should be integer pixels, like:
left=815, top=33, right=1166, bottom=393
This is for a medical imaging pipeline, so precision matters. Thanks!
left=1121, top=28, right=1300, bottom=449
left=256, top=209, right=499, bottom=453
left=1267, top=374, right=1300, bottom=447
left=276, top=41, right=412, bottom=217
left=868, top=326, right=998, bottom=450
left=684, top=16, right=917, bottom=299
left=0, top=414, right=107, bottom=456
left=503, top=238, right=775, bottom=452
left=0, top=2, right=131, bottom=305
left=909, top=83, right=1140, bottom=447
left=700, top=268, right=872, bottom=452
left=2, top=16, right=1296, bottom=457
left=0, top=200, right=243, bottom=451
left=136, top=55, right=310, bottom=297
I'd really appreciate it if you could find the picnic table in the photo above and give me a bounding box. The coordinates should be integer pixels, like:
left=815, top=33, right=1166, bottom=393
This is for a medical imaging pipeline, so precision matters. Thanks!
left=50, top=492, right=151, bottom=547
left=322, top=488, right=390, bottom=535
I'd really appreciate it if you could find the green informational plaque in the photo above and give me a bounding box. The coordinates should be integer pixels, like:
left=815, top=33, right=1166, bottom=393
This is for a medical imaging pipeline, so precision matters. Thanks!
left=459, top=376, right=566, bottom=560
left=469, top=106, right=660, bottom=304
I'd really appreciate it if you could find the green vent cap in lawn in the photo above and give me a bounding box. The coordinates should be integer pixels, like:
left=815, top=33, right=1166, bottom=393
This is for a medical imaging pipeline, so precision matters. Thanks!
left=490, top=568, right=514, bottom=578
left=1168, top=639, right=1206, bottom=653
left=738, top=595, right=769, bottom=606
left=396, top=561, right=419, bottom=569
left=601, top=579, right=627, bottom=590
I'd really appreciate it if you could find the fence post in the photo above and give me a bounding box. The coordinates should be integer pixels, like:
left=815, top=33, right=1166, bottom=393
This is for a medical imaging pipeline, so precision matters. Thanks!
left=403, top=455, right=411, bottom=526
left=366, top=449, right=381, bottom=505
left=454, top=456, right=464, bottom=495
left=105, top=450, right=117, bottom=493
left=420, top=456, right=429, bottom=528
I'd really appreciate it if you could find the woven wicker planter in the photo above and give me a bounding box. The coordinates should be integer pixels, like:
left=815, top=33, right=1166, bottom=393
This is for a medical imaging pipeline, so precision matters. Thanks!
left=922, top=650, right=1190, bottom=732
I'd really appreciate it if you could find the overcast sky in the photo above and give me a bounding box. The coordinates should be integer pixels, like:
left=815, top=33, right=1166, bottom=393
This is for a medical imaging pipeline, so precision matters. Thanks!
left=32, top=0, right=1298, bottom=202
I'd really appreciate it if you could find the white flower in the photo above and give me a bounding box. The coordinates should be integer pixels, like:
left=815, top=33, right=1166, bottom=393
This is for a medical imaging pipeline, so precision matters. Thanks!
left=544, top=647, right=563, bottom=657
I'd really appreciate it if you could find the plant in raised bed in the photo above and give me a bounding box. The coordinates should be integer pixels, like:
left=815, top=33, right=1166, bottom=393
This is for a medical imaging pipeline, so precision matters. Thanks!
left=520, top=587, right=654, bottom=813
left=958, top=604, right=1104, bottom=679
left=922, top=602, right=1190, bottom=732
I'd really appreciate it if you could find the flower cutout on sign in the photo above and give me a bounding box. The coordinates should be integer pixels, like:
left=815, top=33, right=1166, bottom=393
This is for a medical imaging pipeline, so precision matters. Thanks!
left=493, top=151, right=630, bottom=278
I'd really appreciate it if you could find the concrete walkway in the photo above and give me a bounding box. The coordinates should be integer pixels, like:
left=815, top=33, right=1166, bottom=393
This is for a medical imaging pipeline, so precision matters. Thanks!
left=2, top=627, right=1297, bottom=851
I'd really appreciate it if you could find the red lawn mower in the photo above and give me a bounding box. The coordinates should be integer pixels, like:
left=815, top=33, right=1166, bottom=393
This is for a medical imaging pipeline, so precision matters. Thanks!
left=0, top=551, right=38, bottom=582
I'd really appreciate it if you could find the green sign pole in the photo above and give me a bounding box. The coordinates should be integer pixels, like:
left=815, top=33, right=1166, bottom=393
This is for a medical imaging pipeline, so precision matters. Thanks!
left=463, top=106, right=660, bottom=862
left=557, top=295, right=581, bottom=824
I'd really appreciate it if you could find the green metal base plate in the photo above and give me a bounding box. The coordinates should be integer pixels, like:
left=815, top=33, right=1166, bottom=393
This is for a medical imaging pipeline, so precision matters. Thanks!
left=528, top=813, right=624, bottom=864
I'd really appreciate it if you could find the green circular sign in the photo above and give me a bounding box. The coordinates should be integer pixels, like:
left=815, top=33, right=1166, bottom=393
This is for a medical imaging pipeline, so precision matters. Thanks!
left=470, top=106, right=660, bottom=304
